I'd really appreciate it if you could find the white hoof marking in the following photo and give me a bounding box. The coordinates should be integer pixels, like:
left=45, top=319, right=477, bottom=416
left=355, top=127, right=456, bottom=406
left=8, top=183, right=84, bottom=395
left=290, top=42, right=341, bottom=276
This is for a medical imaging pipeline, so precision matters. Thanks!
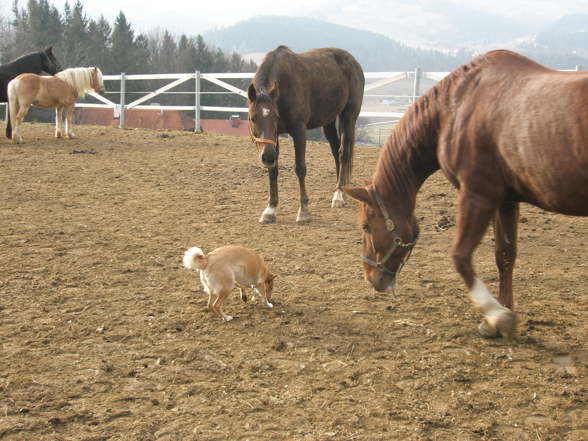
left=331, top=189, right=345, bottom=208
left=470, top=278, right=511, bottom=325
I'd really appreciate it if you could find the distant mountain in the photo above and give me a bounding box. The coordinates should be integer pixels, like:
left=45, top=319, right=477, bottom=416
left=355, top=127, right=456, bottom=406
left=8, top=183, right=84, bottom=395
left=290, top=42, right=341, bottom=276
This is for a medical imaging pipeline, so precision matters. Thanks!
left=204, top=16, right=472, bottom=72
left=534, top=14, right=588, bottom=59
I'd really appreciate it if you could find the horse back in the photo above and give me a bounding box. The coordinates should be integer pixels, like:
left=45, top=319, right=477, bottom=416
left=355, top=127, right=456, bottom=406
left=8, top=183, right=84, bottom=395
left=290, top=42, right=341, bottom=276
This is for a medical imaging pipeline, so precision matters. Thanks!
left=440, top=51, right=588, bottom=215
left=10, top=74, right=75, bottom=108
left=255, top=46, right=364, bottom=129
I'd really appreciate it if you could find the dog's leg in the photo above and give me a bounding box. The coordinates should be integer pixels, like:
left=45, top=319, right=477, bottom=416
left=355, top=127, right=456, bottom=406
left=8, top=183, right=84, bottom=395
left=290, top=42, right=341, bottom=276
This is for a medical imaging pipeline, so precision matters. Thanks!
left=254, top=285, right=273, bottom=309
left=200, top=272, right=213, bottom=311
left=213, top=289, right=233, bottom=322
left=239, top=287, right=248, bottom=303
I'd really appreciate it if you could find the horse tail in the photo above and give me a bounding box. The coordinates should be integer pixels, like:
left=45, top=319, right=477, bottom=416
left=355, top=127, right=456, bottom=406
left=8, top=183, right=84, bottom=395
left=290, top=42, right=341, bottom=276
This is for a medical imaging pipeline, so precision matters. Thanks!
left=182, top=247, right=208, bottom=271
left=6, top=80, right=17, bottom=139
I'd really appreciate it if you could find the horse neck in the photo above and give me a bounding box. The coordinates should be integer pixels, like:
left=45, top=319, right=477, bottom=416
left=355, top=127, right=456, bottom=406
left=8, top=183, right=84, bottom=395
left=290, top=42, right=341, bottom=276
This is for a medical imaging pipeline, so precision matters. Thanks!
left=0, top=54, right=42, bottom=77
left=373, top=93, right=442, bottom=216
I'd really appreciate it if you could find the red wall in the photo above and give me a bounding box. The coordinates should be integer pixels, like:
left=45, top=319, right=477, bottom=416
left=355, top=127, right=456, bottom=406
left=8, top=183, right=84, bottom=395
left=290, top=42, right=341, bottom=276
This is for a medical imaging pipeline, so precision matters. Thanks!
left=74, top=108, right=249, bottom=137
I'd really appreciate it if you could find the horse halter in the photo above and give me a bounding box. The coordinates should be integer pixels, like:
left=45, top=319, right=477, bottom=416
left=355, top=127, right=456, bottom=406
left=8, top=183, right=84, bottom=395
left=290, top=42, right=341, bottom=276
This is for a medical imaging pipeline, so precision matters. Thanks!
left=362, top=186, right=419, bottom=277
left=252, top=137, right=277, bottom=146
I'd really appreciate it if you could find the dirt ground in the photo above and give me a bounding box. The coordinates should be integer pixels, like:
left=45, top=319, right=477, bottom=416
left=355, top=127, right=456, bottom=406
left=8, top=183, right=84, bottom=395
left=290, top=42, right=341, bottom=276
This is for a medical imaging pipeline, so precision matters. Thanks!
left=1, top=123, right=586, bottom=441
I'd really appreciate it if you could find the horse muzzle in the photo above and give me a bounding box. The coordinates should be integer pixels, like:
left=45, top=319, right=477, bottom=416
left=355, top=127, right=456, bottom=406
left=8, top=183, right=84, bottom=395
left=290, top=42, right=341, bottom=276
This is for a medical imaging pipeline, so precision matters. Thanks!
left=260, top=150, right=277, bottom=168
left=369, top=271, right=396, bottom=293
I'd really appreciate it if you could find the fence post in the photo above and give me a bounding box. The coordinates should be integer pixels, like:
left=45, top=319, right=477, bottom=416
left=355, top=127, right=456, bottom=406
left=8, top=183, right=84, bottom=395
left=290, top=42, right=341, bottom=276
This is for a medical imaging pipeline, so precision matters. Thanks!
left=119, top=72, right=126, bottom=129
left=412, top=67, right=421, bottom=103
left=194, top=71, right=201, bottom=132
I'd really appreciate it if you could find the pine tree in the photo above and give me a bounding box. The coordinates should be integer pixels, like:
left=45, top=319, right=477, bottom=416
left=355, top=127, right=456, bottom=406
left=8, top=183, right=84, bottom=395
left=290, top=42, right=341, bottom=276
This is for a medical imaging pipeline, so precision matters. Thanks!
left=87, top=15, right=112, bottom=72
left=111, top=11, right=137, bottom=73
left=62, top=0, right=89, bottom=66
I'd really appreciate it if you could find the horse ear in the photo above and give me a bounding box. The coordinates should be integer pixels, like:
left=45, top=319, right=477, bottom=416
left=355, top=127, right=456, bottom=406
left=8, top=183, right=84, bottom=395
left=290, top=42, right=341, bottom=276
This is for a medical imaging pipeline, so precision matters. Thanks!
left=343, top=186, right=371, bottom=204
left=247, top=83, right=257, bottom=103
left=269, top=81, right=279, bottom=101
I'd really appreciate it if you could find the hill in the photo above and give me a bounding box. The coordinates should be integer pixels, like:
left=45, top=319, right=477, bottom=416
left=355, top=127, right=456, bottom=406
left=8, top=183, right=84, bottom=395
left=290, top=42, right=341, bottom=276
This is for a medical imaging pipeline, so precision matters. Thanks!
left=204, top=16, right=472, bottom=71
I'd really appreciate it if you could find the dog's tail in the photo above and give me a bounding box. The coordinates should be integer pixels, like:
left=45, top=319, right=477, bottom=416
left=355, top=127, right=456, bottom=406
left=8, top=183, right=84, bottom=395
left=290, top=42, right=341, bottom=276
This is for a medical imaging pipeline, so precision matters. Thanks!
left=182, top=247, right=208, bottom=270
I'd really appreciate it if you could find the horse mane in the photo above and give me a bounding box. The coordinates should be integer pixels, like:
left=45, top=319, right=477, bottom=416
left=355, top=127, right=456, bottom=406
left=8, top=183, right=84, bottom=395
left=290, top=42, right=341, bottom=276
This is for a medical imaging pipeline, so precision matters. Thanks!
left=255, top=45, right=292, bottom=92
left=56, top=67, right=102, bottom=97
left=373, top=52, right=491, bottom=201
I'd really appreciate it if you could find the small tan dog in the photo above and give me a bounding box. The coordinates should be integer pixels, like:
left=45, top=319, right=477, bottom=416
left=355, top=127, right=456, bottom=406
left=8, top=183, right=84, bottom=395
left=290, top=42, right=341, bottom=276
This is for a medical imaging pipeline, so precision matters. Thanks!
left=182, top=245, right=276, bottom=321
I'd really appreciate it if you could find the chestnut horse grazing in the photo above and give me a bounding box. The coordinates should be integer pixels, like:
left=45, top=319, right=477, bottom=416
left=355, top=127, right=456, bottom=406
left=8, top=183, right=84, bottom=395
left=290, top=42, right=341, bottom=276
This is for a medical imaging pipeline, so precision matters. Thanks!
left=7, top=67, right=104, bottom=143
left=344, top=50, right=588, bottom=340
left=248, top=46, right=364, bottom=223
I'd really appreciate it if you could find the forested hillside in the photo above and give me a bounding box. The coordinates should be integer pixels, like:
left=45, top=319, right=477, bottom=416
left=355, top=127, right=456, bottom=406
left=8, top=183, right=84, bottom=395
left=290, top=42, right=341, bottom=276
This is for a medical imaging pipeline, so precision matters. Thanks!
left=0, top=0, right=256, bottom=75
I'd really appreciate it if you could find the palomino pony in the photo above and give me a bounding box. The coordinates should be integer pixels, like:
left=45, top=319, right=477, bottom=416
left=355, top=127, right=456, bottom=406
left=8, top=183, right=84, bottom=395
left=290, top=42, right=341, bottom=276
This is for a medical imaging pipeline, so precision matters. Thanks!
left=344, top=50, right=588, bottom=340
left=248, top=46, right=364, bottom=223
left=0, top=47, right=62, bottom=138
left=8, top=67, right=104, bottom=143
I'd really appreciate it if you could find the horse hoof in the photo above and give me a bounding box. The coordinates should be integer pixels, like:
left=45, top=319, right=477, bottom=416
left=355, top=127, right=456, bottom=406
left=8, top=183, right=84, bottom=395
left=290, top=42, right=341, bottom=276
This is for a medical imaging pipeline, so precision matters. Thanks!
left=259, top=213, right=276, bottom=223
left=296, top=214, right=311, bottom=223
left=478, top=320, right=500, bottom=338
left=331, top=190, right=346, bottom=208
left=494, top=310, right=518, bottom=341
left=331, top=199, right=345, bottom=208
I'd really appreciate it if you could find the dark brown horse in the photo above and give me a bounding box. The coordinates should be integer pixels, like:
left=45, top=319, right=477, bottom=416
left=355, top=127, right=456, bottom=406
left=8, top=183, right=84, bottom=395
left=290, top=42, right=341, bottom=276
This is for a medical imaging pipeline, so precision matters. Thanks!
left=248, top=46, right=364, bottom=223
left=344, top=50, right=588, bottom=340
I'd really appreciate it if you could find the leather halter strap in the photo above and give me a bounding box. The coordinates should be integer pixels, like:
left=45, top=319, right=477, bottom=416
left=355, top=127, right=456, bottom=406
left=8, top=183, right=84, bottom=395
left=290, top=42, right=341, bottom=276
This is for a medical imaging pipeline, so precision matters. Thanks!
left=362, top=186, right=419, bottom=277
left=252, top=137, right=277, bottom=146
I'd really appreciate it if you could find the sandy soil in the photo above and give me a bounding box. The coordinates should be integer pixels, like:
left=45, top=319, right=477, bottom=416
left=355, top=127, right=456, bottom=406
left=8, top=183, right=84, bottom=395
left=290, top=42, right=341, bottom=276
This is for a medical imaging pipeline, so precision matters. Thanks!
left=1, top=123, right=586, bottom=441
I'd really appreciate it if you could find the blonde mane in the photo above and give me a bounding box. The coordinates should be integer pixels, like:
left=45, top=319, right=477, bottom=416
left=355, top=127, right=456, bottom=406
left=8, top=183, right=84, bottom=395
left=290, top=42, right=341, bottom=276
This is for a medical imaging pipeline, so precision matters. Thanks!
left=55, top=67, right=103, bottom=97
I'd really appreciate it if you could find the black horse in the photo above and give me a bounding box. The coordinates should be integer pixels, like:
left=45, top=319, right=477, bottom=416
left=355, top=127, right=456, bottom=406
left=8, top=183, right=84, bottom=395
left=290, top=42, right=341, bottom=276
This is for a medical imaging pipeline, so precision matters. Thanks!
left=0, top=47, right=61, bottom=138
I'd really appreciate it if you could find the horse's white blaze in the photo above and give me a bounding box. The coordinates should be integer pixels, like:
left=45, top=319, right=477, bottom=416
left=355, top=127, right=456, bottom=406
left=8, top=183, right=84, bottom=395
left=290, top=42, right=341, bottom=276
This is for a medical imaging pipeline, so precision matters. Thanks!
left=262, top=108, right=270, bottom=117
left=331, top=189, right=345, bottom=207
left=470, top=278, right=510, bottom=326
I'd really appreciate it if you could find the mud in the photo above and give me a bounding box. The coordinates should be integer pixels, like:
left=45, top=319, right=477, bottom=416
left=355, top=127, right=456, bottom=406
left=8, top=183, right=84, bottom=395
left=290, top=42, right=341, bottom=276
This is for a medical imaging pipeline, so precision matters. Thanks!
left=1, top=123, right=586, bottom=440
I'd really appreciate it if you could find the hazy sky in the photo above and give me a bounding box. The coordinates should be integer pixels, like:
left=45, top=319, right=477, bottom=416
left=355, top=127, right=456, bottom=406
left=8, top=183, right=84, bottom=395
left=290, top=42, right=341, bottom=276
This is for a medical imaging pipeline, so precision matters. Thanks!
left=13, top=0, right=588, bottom=40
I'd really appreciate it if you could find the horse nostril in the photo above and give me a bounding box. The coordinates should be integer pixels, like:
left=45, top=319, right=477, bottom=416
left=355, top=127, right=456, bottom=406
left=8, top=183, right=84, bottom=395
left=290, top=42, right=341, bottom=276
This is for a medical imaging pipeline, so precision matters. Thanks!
left=262, top=153, right=272, bottom=164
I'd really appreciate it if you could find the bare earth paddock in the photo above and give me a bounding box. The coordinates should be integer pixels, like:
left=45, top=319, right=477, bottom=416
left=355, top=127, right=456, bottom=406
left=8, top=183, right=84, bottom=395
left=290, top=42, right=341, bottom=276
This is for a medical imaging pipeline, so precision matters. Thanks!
left=0, top=123, right=586, bottom=441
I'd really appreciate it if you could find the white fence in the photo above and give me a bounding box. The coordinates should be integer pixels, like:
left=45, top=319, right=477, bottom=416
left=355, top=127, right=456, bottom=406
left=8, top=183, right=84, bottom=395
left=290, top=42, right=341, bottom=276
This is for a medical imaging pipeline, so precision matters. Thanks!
left=77, top=70, right=451, bottom=131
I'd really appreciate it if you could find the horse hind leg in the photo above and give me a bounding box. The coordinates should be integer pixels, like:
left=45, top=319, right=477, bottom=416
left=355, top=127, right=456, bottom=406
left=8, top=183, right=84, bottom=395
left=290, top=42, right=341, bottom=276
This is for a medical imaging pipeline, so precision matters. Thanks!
left=332, top=110, right=358, bottom=208
left=452, top=191, right=518, bottom=340
left=55, top=107, right=63, bottom=138
left=13, top=103, right=30, bottom=144
left=323, top=121, right=346, bottom=208
left=292, top=127, right=311, bottom=223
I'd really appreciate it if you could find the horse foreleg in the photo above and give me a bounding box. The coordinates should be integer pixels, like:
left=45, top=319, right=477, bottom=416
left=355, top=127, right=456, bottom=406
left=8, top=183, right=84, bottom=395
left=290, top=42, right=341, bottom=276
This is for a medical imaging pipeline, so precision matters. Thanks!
left=55, top=107, right=63, bottom=138
left=292, top=129, right=311, bottom=223
left=259, top=164, right=279, bottom=223
left=452, top=192, right=517, bottom=340
left=65, top=105, right=76, bottom=138
left=494, top=201, right=519, bottom=310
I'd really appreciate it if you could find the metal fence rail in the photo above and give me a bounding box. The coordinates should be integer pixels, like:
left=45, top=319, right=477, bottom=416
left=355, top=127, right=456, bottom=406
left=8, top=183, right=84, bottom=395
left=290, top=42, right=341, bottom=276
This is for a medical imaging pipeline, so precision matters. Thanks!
left=76, top=70, right=449, bottom=131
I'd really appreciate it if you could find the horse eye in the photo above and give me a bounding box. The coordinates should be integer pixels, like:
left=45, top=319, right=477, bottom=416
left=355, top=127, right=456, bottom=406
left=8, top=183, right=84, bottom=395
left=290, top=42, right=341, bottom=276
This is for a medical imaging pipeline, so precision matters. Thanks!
left=362, top=223, right=370, bottom=233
